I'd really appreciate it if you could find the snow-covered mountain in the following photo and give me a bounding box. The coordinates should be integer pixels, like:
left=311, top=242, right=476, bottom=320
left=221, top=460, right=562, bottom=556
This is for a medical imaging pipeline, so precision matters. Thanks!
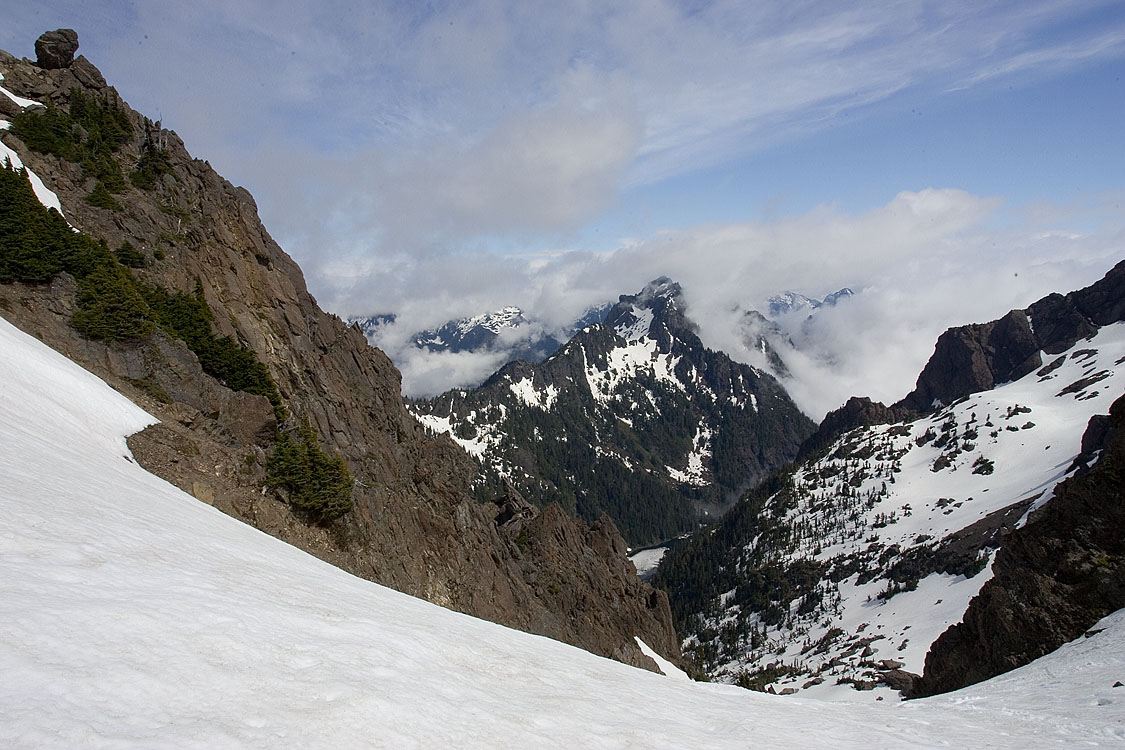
left=767, top=287, right=854, bottom=317
left=349, top=311, right=396, bottom=337
left=655, top=262, right=1125, bottom=698
left=414, top=305, right=533, bottom=351
left=409, top=278, right=815, bottom=545
left=4, top=315, right=1124, bottom=749
left=352, top=304, right=612, bottom=367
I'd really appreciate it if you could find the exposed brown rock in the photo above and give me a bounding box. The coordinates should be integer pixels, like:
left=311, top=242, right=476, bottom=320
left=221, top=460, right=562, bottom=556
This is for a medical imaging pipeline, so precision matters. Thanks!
left=898, top=260, right=1125, bottom=413
left=70, top=55, right=107, bottom=89
left=797, top=396, right=911, bottom=459
left=898, top=309, right=1041, bottom=413
left=879, top=668, right=919, bottom=694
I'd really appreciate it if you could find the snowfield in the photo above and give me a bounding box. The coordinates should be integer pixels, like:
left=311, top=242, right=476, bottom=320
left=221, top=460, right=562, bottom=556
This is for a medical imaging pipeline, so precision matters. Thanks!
left=1, top=315, right=1123, bottom=748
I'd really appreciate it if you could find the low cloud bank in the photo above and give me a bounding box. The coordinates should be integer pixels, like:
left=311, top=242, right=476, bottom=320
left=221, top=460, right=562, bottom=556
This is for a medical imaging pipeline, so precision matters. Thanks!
left=350, top=190, right=1121, bottom=418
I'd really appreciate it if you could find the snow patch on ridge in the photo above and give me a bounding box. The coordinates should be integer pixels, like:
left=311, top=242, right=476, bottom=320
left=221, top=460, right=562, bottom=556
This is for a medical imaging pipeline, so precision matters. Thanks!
left=0, top=137, right=66, bottom=217
left=668, top=424, right=713, bottom=486
left=509, top=377, right=558, bottom=410
left=586, top=338, right=685, bottom=407
left=635, top=637, right=692, bottom=681
left=615, top=306, right=654, bottom=342
left=0, top=74, right=63, bottom=216
left=0, top=72, right=41, bottom=109
left=412, top=406, right=508, bottom=467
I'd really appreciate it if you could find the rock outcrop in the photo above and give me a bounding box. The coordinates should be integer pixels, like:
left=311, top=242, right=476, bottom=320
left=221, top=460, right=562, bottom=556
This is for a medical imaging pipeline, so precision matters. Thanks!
left=899, top=260, right=1125, bottom=413
left=0, top=34, right=681, bottom=672
left=34, top=29, right=79, bottom=70
left=912, top=394, right=1125, bottom=696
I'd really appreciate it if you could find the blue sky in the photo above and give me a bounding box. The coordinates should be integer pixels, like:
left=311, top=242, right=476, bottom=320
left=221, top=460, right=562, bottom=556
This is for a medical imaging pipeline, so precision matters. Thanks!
left=3, top=1, right=1123, bottom=412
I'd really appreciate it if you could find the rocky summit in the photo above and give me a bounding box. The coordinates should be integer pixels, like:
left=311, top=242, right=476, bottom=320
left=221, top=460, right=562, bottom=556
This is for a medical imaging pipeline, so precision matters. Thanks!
left=0, top=32, right=681, bottom=672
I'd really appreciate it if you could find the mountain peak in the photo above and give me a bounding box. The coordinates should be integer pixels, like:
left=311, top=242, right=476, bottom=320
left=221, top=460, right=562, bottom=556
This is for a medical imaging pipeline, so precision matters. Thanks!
left=635, top=276, right=681, bottom=305
left=605, top=277, right=688, bottom=342
left=767, top=287, right=854, bottom=317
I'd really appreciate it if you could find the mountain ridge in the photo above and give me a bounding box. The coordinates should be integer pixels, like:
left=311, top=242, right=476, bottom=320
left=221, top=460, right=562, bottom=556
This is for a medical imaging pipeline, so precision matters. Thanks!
left=0, top=32, right=680, bottom=671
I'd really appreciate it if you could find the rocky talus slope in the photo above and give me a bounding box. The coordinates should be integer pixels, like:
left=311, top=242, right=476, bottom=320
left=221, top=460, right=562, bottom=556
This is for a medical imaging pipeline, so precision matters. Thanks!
left=0, top=32, right=680, bottom=671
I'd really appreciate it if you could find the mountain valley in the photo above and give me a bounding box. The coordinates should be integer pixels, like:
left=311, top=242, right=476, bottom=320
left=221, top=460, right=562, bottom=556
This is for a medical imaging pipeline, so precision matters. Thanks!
left=1, top=25, right=1124, bottom=746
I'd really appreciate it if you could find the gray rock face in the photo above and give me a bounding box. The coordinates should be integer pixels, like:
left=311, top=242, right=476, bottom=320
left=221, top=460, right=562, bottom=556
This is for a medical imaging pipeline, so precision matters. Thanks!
left=35, top=29, right=79, bottom=69
left=70, top=55, right=107, bottom=89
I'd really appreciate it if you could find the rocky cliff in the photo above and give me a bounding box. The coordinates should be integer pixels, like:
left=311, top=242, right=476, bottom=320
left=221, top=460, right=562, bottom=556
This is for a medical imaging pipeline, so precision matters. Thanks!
left=800, top=260, right=1125, bottom=454
left=898, top=260, right=1125, bottom=413
left=0, top=32, right=680, bottom=671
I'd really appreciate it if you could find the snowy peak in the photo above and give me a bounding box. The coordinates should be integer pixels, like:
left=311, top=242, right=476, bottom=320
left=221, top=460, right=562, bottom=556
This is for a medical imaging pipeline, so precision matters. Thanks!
left=767, top=288, right=854, bottom=317
left=634, top=276, right=682, bottom=305
left=352, top=304, right=612, bottom=370
left=823, top=288, right=855, bottom=307
left=768, top=291, right=821, bottom=317
left=605, top=277, right=691, bottom=344
left=414, top=305, right=529, bottom=352
left=350, top=313, right=396, bottom=339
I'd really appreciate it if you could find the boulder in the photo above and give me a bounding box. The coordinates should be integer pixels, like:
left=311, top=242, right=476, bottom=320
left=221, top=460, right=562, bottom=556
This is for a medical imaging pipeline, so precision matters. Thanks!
left=879, top=668, right=919, bottom=694
left=35, top=29, right=79, bottom=69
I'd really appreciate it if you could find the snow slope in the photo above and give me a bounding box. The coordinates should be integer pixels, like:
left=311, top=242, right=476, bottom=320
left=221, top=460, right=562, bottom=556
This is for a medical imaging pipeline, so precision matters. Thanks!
left=1, top=315, right=1122, bottom=748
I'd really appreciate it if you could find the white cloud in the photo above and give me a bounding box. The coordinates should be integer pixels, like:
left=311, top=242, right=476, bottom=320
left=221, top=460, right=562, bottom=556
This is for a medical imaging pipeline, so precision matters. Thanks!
left=359, top=190, right=1122, bottom=419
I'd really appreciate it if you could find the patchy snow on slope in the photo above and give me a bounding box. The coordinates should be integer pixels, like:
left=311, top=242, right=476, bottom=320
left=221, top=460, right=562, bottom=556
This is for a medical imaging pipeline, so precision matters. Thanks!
left=585, top=338, right=684, bottom=407
left=0, top=72, right=40, bottom=109
left=0, top=135, right=65, bottom=216
left=2, top=315, right=1125, bottom=748
left=509, top=376, right=559, bottom=410
left=614, top=305, right=654, bottom=342
left=636, top=637, right=692, bottom=681
left=689, top=322, right=1125, bottom=699
left=412, top=405, right=507, bottom=463
left=0, top=75, right=63, bottom=216
left=668, top=424, right=713, bottom=486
